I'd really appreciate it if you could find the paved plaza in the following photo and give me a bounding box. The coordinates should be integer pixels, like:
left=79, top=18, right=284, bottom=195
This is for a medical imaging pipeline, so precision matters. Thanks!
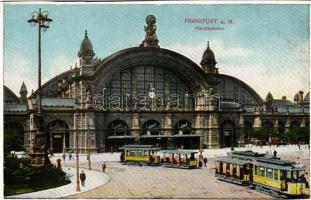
left=64, top=145, right=309, bottom=199
left=7, top=145, right=309, bottom=199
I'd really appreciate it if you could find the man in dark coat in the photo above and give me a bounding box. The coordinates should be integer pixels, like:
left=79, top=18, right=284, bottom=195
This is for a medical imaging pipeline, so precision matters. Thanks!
left=80, top=170, right=86, bottom=187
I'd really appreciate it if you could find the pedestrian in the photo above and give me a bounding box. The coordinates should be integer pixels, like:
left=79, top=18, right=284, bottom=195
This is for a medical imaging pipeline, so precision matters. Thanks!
left=80, top=170, right=86, bottom=187
left=203, top=157, right=207, bottom=167
left=273, top=150, right=277, bottom=158
left=198, top=160, right=203, bottom=168
left=69, top=152, right=72, bottom=161
left=102, top=162, right=106, bottom=172
left=62, top=153, right=66, bottom=161
left=298, top=142, right=301, bottom=150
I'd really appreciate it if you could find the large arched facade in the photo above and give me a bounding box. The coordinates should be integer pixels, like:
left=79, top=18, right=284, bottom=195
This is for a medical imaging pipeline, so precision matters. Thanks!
left=4, top=15, right=309, bottom=153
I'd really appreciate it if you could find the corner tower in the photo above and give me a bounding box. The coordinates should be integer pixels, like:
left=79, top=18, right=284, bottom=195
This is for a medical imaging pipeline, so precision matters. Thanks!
left=201, top=42, right=218, bottom=74
left=19, top=82, right=28, bottom=103
left=76, top=30, right=96, bottom=102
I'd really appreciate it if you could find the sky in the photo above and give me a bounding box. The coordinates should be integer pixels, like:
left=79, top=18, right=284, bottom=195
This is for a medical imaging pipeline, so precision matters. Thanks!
left=3, top=3, right=310, bottom=101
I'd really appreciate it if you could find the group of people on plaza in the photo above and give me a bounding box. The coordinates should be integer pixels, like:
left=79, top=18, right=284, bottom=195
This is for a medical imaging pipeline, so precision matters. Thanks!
left=62, top=152, right=73, bottom=161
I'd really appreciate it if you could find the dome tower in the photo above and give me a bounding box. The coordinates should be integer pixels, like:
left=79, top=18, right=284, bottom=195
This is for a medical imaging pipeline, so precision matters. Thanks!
left=200, top=42, right=218, bottom=74
left=78, top=30, right=95, bottom=66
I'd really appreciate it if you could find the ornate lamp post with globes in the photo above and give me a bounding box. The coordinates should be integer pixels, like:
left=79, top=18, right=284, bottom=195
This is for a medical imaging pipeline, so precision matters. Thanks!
left=27, top=8, right=52, bottom=166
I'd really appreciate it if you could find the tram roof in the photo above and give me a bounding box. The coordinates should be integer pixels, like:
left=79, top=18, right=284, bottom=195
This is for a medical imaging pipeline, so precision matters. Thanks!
left=231, top=151, right=266, bottom=157
left=119, top=144, right=160, bottom=150
left=254, top=159, right=303, bottom=171
left=216, top=158, right=250, bottom=165
left=161, top=150, right=198, bottom=154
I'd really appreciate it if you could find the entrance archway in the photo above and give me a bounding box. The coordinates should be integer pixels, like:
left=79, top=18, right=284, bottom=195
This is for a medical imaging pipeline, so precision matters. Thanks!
left=173, top=120, right=198, bottom=149
left=106, top=120, right=133, bottom=151
left=141, top=120, right=165, bottom=148
left=47, top=120, right=69, bottom=153
left=220, top=121, right=236, bottom=148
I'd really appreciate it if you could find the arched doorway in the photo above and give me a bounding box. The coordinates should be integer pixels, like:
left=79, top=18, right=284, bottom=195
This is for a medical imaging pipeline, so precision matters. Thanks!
left=141, top=120, right=164, bottom=148
left=173, top=120, right=199, bottom=149
left=220, top=121, right=236, bottom=148
left=106, top=120, right=133, bottom=151
left=142, top=120, right=161, bottom=135
left=47, top=120, right=69, bottom=153
left=4, top=122, right=24, bottom=152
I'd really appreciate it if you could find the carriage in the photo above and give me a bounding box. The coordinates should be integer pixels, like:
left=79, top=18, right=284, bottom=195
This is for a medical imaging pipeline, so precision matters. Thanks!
left=119, top=145, right=161, bottom=165
left=161, top=150, right=198, bottom=169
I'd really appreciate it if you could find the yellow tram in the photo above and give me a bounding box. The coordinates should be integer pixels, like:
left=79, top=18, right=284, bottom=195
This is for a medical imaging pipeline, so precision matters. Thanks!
left=120, top=145, right=161, bottom=165
left=252, top=157, right=309, bottom=198
left=215, top=158, right=252, bottom=185
left=216, top=152, right=309, bottom=198
left=161, top=150, right=198, bottom=169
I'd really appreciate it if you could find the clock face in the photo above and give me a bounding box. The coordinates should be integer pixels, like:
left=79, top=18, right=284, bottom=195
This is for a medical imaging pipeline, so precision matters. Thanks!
left=149, top=91, right=156, bottom=99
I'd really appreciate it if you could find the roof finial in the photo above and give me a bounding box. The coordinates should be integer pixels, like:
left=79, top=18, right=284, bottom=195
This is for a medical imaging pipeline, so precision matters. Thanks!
left=85, top=30, right=88, bottom=38
left=207, top=41, right=210, bottom=48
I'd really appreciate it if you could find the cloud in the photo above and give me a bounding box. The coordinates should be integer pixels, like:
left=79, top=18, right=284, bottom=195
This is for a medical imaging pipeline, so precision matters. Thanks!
left=166, top=40, right=254, bottom=65
left=4, top=50, right=74, bottom=96
left=166, top=40, right=309, bottom=100
left=4, top=51, right=37, bottom=97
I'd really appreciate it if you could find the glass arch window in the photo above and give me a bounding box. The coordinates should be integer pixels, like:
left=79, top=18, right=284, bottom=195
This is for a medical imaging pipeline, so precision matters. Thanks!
left=103, top=66, right=194, bottom=110
left=107, top=120, right=130, bottom=136
left=217, top=76, right=260, bottom=106
left=174, top=120, right=192, bottom=135
left=142, top=120, right=161, bottom=135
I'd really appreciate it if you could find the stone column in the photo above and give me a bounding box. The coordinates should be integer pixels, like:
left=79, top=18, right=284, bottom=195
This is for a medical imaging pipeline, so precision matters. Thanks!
left=285, top=117, right=291, bottom=134
left=63, top=132, right=66, bottom=153
left=301, top=118, right=305, bottom=127
left=50, top=133, right=53, bottom=151
left=85, top=112, right=96, bottom=152
left=163, top=113, right=172, bottom=135
left=238, top=115, right=244, bottom=147
left=163, top=113, right=173, bottom=149
left=253, top=116, right=262, bottom=131
left=131, top=113, right=140, bottom=143
left=207, top=113, right=219, bottom=149
left=200, top=114, right=208, bottom=148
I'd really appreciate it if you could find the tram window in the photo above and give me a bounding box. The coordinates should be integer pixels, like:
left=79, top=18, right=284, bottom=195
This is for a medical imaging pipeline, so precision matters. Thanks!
left=130, top=150, right=135, bottom=156
left=274, top=169, right=279, bottom=181
left=280, top=170, right=286, bottom=180
left=254, top=166, right=258, bottom=175
left=144, top=150, right=148, bottom=156
left=286, top=171, right=291, bottom=179
left=259, top=167, right=265, bottom=176
left=125, top=150, right=129, bottom=156
left=137, top=150, right=143, bottom=156
left=267, top=168, right=273, bottom=179
left=293, top=171, right=298, bottom=180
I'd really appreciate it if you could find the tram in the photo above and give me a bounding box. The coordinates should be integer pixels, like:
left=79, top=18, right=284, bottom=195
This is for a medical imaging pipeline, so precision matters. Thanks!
left=215, top=158, right=253, bottom=185
left=120, top=145, right=161, bottom=165
left=216, top=151, right=309, bottom=198
left=161, top=150, right=198, bottom=169
left=252, top=157, right=308, bottom=198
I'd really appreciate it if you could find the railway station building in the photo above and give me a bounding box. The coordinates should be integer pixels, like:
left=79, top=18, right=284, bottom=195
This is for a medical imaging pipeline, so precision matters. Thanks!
left=4, top=15, right=310, bottom=153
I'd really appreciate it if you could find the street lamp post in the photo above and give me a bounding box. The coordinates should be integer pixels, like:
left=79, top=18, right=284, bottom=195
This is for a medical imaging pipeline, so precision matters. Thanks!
left=74, top=107, right=81, bottom=192
left=27, top=8, right=52, bottom=166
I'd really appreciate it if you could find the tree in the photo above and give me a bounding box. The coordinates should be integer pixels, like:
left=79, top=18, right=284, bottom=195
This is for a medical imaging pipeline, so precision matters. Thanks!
left=4, top=129, right=25, bottom=155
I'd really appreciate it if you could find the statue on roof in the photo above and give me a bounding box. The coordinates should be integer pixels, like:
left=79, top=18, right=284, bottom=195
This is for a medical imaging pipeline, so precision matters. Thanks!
left=145, top=15, right=157, bottom=39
